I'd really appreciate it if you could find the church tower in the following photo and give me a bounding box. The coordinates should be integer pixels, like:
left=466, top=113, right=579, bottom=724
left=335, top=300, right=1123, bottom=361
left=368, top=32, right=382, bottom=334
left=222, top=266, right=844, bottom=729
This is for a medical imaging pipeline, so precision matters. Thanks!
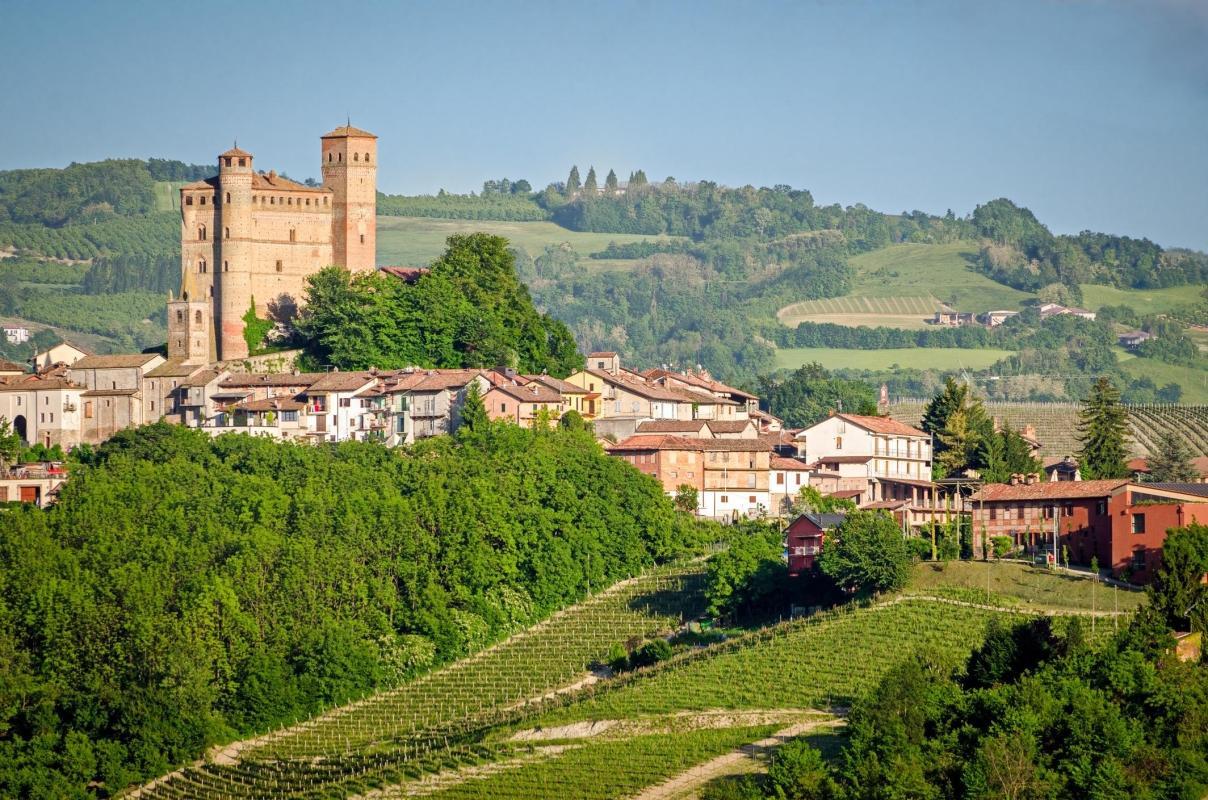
left=321, top=125, right=377, bottom=273
left=216, top=146, right=255, bottom=360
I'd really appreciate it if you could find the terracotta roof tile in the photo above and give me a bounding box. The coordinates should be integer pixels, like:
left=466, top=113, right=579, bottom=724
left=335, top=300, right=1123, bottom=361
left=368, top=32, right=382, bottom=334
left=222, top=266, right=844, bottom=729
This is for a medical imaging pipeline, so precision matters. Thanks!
left=706, top=420, right=754, bottom=434
left=320, top=125, right=378, bottom=139
left=488, top=382, right=562, bottom=404
left=771, top=456, right=811, bottom=470
left=220, top=372, right=327, bottom=388
left=305, top=371, right=376, bottom=392
left=969, top=479, right=1130, bottom=502
left=145, top=359, right=203, bottom=378
left=70, top=353, right=162, bottom=370
left=836, top=413, right=927, bottom=437
left=636, top=420, right=710, bottom=434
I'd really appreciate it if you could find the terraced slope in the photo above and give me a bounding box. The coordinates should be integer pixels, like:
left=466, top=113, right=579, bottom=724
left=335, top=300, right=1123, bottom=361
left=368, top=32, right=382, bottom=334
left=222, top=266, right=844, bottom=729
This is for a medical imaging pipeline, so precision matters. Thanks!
left=888, top=399, right=1208, bottom=458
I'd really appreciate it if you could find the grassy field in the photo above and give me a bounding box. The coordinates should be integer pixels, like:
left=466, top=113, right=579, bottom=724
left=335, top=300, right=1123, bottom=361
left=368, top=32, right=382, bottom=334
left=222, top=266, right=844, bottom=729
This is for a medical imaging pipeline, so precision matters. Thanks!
left=376, top=216, right=681, bottom=267
left=908, top=561, right=1145, bottom=614
left=1114, top=347, right=1208, bottom=403
left=1080, top=283, right=1201, bottom=315
left=847, top=242, right=1033, bottom=312
left=773, top=346, right=1014, bottom=372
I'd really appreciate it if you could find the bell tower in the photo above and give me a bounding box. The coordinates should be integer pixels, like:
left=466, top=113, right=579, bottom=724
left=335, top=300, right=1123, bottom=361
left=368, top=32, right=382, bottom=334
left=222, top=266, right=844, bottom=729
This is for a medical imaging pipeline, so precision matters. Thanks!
left=321, top=124, right=377, bottom=273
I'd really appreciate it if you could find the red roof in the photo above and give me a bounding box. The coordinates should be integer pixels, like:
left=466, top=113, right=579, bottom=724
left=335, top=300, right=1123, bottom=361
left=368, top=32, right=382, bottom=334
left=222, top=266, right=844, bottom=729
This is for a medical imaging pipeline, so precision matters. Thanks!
left=380, top=266, right=430, bottom=283
left=771, top=456, right=811, bottom=471
left=636, top=420, right=710, bottom=434
left=706, top=420, right=754, bottom=434
left=970, top=479, right=1130, bottom=502
left=837, top=413, right=927, bottom=437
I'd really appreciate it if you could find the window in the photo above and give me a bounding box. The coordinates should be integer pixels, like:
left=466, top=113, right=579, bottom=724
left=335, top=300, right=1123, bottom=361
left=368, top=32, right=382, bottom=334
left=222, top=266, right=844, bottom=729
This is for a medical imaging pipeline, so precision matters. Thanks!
left=200, top=196, right=206, bottom=206
left=224, top=227, right=230, bottom=239
left=989, top=507, right=998, bottom=520
left=777, top=473, right=785, bottom=485
left=185, top=195, right=193, bottom=206
left=176, top=309, right=184, bottom=323
left=749, top=496, right=757, bottom=504
left=198, top=258, right=207, bottom=273
left=149, top=402, right=154, bottom=412
left=720, top=495, right=728, bottom=503
left=1096, top=500, right=1107, bottom=515
left=224, top=157, right=232, bottom=167
left=328, top=152, right=333, bottom=162
left=353, top=152, right=359, bottom=161
left=276, top=260, right=283, bottom=273
left=364, top=152, right=370, bottom=162
left=198, top=226, right=207, bottom=240
left=238, top=157, right=246, bottom=167
left=338, top=152, right=342, bottom=162
left=84, top=401, right=93, bottom=419
left=835, top=436, right=842, bottom=449
left=288, top=197, right=293, bottom=206
left=1132, top=548, right=1146, bottom=568
left=305, top=198, right=310, bottom=206
left=1131, top=513, right=1146, bottom=534
left=360, top=234, right=365, bottom=244
left=283, top=410, right=297, bottom=422
left=223, top=261, right=229, bottom=272
left=195, top=310, right=202, bottom=324
left=225, top=192, right=231, bottom=203
left=1063, top=504, right=1073, bottom=517
left=270, top=196, right=275, bottom=205
left=501, top=402, right=507, bottom=413
left=339, top=398, right=351, bottom=408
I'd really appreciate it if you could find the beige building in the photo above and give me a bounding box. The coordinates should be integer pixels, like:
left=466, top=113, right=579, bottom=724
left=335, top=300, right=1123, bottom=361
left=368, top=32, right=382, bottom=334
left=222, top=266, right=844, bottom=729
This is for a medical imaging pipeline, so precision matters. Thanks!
left=68, top=353, right=166, bottom=445
left=0, top=376, right=84, bottom=449
left=169, top=125, right=378, bottom=364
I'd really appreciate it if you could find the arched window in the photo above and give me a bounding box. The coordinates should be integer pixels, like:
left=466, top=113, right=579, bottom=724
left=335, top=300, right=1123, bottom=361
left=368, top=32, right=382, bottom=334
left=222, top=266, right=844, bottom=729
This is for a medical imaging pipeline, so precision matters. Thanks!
left=223, top=261, right=229, bottom=272
left=289, top=228, right=296, bottom=242
left=207, top=286, right=213, bottom=298
left=224, top=227, right=230, bottom=239
left=198, top=225, right=206, bottom=241
left=305, top=198, right=310, bottom=206
left=364, top=152, right=370, bottom=162
left=270, top=196, right=275, bottom=205
left=225, top=192, right=231, bottom=203
left=287, top=197, right=293, bottom=206
left=176, top=310, right=184, bottom=323
left=328, top=152, right=333, bottom=162
left=353, top=152, right=359, bottom=162
left=195, top=310, right=203, bottom=324
left=198, top=258, right=206, bottom=273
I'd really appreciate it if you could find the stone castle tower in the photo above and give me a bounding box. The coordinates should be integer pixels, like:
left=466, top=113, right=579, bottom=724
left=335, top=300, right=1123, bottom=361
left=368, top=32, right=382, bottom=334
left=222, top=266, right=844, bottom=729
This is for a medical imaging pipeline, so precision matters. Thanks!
left=168, top=126, right=378, bottom=363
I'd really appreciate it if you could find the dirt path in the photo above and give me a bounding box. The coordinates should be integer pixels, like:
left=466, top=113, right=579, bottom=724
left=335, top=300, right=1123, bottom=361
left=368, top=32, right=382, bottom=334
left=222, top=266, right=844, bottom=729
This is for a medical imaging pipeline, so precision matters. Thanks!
left=629, top=717, right=845, bottom=800
left=894, top=593, right=1129, bottom=618
left=350, top=744, right=580, bottom=799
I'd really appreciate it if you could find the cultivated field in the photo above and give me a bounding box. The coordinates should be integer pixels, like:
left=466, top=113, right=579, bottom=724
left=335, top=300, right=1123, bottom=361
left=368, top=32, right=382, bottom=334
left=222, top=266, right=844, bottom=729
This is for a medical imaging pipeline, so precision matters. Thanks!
left=774, top=346, right=1014, bottom=372
left=776, top=295, right=941, bottom=329
left=908, top=561, right=1144, bottom=614
left=376, top=216, right=680, bottom=268
left=889, top=398, right=1208, bottom=457
left=1115, top=348, right=1208, bottom=404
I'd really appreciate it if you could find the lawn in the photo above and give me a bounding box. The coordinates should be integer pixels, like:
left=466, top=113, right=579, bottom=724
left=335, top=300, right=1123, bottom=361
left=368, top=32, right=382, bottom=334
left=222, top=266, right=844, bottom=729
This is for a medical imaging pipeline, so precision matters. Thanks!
left=1080, top=283, right=1201, bottom=315
left=773, top=346, right=1014, bottom=372
left=1114, top=347, right=1208, bottom=403
left=908, top=561, right=1145, bottom=614
left=376, top=216, right=682, bottom=267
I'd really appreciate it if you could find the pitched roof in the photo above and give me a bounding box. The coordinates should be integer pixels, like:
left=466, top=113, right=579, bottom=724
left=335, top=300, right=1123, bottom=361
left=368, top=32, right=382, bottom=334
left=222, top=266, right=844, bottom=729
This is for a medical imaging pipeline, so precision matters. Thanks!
left=530, top=375, right=585, bottom=394
left=321, top=125, right=378, bottom=139
left=1129, top=456, right=1208, bottom=476
left=836, top=413, right=927, bottom=437
left=181, top=177, right=218, bottom=191
left=969, top=479, right=1129, bottom=502
left=695, top=438, right=772, bottom=453
left=219, top=146, right=253, bottom=158
left=81, top=388, right=139, bottom=397
left=220, top=372, right=327, bottom=388
left=70, top=353, right=162, bottom=370
left=636, top=420, right=710, bottom=434
left=236, top=396, right=305, bottom=412
left=800, top=512, right=848, bottom=529
left=771, top=456, right=812, bottom=470
left=488, top=382, right=562, bottom=404
left=145, top=359, right=203, bottom=378
left=252, top=171, right=328, bottom=193
left=707, top=420, right=754, bottom=434
left=587, top=369, right=686, bottom=402
left=181, top=369, right=222, bottom=388
left=0, top=377, right=80, bottom=392
left=305, top=371, right=376, bottom=392
left=410, top=370, right=484, bottom=392
left=1146, top=482, right=1208, bottom=498
left=587, top=351, right=617, bottom=358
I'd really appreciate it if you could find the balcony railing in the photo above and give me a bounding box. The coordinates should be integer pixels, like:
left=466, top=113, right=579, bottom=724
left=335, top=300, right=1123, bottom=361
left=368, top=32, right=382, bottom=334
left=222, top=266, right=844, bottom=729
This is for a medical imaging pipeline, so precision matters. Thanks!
left=791, top=545, right=821, bottom=556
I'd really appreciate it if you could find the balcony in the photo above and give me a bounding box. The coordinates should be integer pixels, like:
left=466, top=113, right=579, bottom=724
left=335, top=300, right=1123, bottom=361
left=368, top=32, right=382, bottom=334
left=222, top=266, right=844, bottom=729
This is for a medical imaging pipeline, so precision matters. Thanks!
left=791, top=545, right=821, bottom=556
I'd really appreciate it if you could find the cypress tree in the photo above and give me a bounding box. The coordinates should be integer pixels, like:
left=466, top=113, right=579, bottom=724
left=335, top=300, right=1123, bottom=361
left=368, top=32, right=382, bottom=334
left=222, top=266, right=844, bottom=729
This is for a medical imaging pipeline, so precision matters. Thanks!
left=565, top=166, right=581, bottom=194
left=583, top=166, right=598, bottom=194
left=1076, top=377, right=1130, bottom=479
left=604, top=169, right=618, bottom=192
left=459, top=381, right=489, bottom=433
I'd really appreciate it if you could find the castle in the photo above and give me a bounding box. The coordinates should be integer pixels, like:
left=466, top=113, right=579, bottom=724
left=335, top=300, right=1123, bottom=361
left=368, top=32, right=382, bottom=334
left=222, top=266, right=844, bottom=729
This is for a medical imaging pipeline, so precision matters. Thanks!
left=168, top=125, right=378, bottom=363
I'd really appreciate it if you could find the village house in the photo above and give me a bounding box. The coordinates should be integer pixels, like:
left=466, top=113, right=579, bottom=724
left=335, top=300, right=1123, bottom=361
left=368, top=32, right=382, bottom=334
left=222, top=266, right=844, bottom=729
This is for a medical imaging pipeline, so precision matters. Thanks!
left=0, top=461, right=67, bottom=507
left=770, top=456, right=812, bottom=516
left=786, top=512, right=847, bottom=575
left=606, top=434, right=706, bottom=500
left=1039, top=303, right=1096, bottom=321
left=300, top=371, right=380, bottom=442
left=0, top=359, right=25, bottom=378
left=933, top=310, right=976, bottom=326
left=981, top=310, right=1019, bottom=327
left=3, top=325, right=30, bottom=345
left=68, top=352, right=166, bottom=445
left=1118, top=330, right=1153, bottom=348
left=407, top=370, right=492, bottom=439
left=968, top=477, right=1208, bottom=582
left=698, top=438, right=773, bottom=520
left=31, top=340, right=90, bottom=371
left=1128, top=455, right=1208, bottom=484
left=0, top=374, right=84, bottom=449
left=482, top=380, right=563, bottom=428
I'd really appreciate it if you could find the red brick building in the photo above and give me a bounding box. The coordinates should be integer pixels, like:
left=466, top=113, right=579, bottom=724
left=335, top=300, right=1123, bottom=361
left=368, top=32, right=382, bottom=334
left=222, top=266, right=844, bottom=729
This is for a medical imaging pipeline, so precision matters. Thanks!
left=968, top=478, right=1208, bottom=582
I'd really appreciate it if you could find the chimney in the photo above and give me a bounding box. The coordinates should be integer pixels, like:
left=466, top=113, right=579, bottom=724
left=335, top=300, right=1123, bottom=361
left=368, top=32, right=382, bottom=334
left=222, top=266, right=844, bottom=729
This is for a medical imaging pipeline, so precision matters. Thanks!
left=1025, top=473, right=1038, bottom=485
left=1010, top=474, right=1022, bottom=485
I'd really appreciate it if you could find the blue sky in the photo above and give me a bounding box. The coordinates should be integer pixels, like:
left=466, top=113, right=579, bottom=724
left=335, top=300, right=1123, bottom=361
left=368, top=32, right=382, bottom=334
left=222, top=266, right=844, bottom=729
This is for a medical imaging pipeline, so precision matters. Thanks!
left=2, top=0, right=1206, bottom=249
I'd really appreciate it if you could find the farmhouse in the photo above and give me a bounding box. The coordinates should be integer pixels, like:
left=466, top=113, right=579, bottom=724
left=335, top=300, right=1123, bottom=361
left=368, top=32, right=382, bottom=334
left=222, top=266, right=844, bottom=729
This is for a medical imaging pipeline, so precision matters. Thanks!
left=968, top=477, right=1208, bottom=582
left=786, top=512, right=847, bottom=575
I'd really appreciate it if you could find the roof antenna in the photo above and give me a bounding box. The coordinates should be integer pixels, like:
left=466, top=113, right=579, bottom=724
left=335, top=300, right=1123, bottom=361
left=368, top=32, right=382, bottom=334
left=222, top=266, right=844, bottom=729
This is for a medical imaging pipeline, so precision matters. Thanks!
left=347, top=113, right=351, bottom=128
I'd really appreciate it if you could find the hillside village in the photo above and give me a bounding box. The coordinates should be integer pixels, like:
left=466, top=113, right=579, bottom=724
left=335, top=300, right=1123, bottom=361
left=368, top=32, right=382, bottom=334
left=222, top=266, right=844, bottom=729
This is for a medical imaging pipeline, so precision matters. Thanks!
left=4, top=339, right=1208, bottom=586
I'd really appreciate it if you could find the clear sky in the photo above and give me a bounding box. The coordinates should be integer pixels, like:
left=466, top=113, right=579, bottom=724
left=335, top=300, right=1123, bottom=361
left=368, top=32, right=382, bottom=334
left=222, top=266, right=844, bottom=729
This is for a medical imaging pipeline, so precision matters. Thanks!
left=1, top=0, right=1205, bottom=249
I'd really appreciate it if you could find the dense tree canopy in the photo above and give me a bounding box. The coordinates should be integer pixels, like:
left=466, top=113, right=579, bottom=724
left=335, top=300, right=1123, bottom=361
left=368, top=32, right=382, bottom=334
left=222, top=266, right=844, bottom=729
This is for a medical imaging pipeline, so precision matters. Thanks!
left=0, top=423, right=703, bottom=797
left=758, top=363, right=877, bottom=428
left=295, top=234, right=582, bottom=375
left=818, top=510, right=911, bottom=594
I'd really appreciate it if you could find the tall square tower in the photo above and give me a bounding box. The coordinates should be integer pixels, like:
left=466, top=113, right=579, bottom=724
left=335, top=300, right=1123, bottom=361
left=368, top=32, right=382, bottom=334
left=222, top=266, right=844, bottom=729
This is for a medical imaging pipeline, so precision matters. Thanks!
left=321, top=126, right=378, bottom=273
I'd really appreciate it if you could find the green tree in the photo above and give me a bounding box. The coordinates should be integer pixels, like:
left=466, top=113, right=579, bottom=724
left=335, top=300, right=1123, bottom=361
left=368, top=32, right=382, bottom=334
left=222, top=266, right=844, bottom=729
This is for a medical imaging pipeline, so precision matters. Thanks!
left=759, top=363, right=877, bottom=428
left=583, top=166, right=598, bottom=194
left=566, top=165, right=581, bottom=194
left=604, top=169, right=618, bottom=192
left=819, top=510, right=911, bottom=594
left=792, top=485, right=856, bottom=516
left=0, top=417, right=22, bottom=469
left=1076, top=377, right=1130, bottom=479
left=1147, top=429, right=1198, bottom=483
left=1147, top=523, right=1208, bottom=634
left=673, top=484, right=699, bottom=513
left=458, top=381, right=489, bottom=433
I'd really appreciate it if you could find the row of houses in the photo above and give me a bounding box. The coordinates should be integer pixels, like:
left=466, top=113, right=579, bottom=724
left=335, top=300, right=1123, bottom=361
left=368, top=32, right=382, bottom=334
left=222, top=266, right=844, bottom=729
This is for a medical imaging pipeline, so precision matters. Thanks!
left=932, top=302, right=1097, bottom=329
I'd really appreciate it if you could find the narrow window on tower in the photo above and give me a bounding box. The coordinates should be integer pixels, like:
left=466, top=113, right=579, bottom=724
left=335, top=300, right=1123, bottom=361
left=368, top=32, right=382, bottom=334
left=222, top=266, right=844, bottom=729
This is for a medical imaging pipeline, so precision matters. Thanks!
left=338, top=152, right=342, bottom=162
left=225, top=192, right=231, bottom=203
left=198, top=226, right=206, bottom=240
left=275, top=260, right=283, bottom=273
left=224, top=157, right=232, bottom=167
left=360, top=234, right=365, bottom=244
left=238, top=157, right=246, bottom=167
left=289, top=229, right=296, bottom=242
left=328, top=152, right=333, bottom=162
left=353, top=152, right=359, bottom=162
left=223, top=261, right=229, bottom=272
left=195, top=310, right=202, bottom=324
left=224, top=227, right=230, bottom=239
left=364, top=152, right=370, bottom=162
left=176, top=310, right=183, bottom=323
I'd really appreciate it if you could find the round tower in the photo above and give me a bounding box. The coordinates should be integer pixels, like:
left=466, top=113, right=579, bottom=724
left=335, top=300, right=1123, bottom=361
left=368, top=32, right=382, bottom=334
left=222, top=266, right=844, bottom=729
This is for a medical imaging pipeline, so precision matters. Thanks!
left=216, top=146, right=254, bottom=360
left=320, top=125, right=377, bottom=273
